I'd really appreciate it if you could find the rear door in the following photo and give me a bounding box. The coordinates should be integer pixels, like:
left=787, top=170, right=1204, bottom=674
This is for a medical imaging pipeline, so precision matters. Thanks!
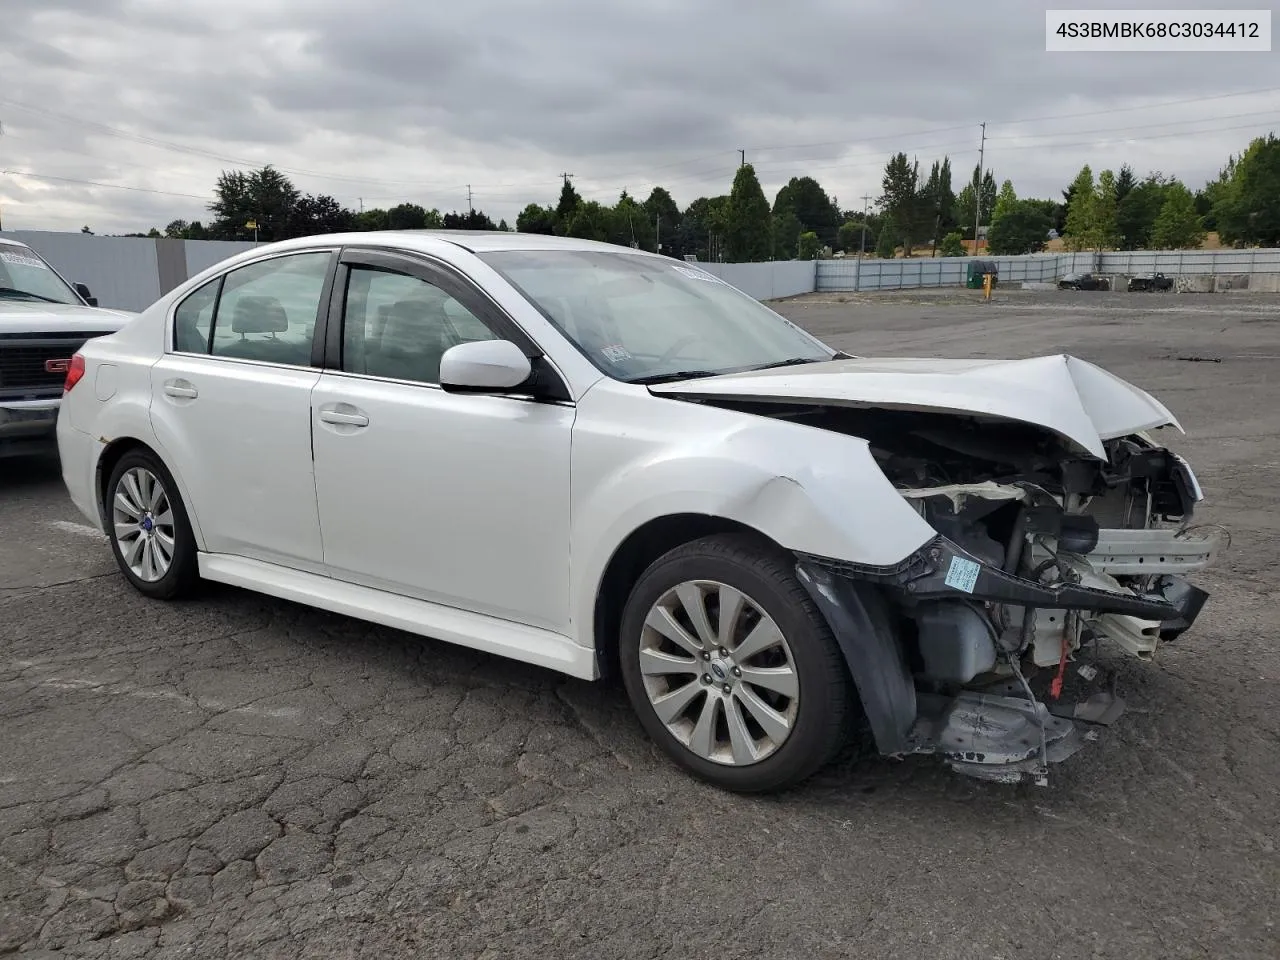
left=149, top=248, right=336, bottom=573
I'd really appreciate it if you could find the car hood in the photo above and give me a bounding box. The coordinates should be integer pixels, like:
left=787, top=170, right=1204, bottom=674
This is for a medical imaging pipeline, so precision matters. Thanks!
left=648, top=354, right=1182, bottom=459
left=0, top=301, right=136, bottom=334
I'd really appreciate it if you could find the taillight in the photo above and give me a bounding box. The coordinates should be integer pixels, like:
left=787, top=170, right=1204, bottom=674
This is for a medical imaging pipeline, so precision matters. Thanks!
left=64, top=354, right=86, bottom=393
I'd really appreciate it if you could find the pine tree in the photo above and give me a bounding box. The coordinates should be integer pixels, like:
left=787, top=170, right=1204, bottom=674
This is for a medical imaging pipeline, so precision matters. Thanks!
left=1095, top=169, right=1120, bottom=250
left=724, top=164, right=772, bottom=262
left=1063, top=165, right=1097, bottom=252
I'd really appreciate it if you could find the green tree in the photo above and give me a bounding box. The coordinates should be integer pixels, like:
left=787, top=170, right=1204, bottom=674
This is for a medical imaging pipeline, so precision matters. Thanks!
left=919, top=158, right=956, bottom=253
left=875, top=216, right=898, bottom=258
left=607, top=191, right=655, bottom=250
left=879, top=152, right=921, bottom=255
left=643, top=187, right=682, bottom=254
left=1213, top=134, right=1280, bottom=247
left=773, top=176, right=841, bottom=249
left=938, top=231, right=965, bottom=257
left=797, top=231, right=822, bottom=260
left=838, top=220, right=871, bottom=254
left=1115, top=164, right=1137, bottom=203
left=553, top=177, right=582, bottom=234
left=1151, top=183, right=1207, bottom=249
left=771, top=206, right=802, bottom=260
left=987, top=200, right=1052, bottom=255
left=955, top=166, right=997, bottom=241
left=1116, top=174, right=1171, bottom=249
left=682, top=196, right=729, bottom=261
left=385, top=203, right=441, bottom=230
left=208, top=166, right=300, bottom=241
left=289, top=194, right=355, bottom=236
left=1062, top=165, right=1097, bottom=251
left=442, top=209, right=497, bottom=230
left=1094, top=169, right=1120, bottom=249
left=992, top=179, right=1017, bottom=223
left=724, top=164, right=772, bottom=262
left=516, top=203, right=556, bottom=235
left=563, top=200, right=609, bottom=242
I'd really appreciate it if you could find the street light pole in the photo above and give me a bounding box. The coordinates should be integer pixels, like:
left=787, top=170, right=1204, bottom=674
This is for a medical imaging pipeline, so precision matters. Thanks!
left=855, top=194, right=870, bottom=292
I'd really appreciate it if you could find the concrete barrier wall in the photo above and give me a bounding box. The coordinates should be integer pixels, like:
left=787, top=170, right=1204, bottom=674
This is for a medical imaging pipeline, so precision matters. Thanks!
left=696, top=260, right=817, bottom=301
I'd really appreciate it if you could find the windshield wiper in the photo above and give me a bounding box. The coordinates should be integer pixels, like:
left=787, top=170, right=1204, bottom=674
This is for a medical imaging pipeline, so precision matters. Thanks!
left=0, top=287, right=63, bottom=304
left=630, top=369, right=724, bottom=385
left=744, top=357, right=827, bottom=372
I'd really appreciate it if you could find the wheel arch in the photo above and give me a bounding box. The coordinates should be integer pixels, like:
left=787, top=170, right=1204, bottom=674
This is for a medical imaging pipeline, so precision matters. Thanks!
left=96, top=436, right=207, bottom=550
left=591, top=512, right=784, bottom=680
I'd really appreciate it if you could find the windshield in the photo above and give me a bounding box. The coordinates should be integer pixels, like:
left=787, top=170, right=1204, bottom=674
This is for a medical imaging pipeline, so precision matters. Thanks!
left=479, top=249, right=834, bottom=382
left=0, top=245, right=81, bottom=305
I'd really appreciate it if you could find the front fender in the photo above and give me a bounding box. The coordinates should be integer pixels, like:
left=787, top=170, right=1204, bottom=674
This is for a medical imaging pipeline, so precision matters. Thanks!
left=568, top=387, right=936, bottom=648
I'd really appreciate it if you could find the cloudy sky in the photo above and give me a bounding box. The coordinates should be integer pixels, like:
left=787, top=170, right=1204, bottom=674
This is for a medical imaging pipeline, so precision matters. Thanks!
left=1, top=0, right=1277, bottom=234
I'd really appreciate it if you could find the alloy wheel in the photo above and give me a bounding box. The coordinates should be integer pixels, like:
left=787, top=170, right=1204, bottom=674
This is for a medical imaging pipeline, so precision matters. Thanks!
left=638, top=579, right=799, bottom=766
left=111, top=466, right=176, bottom=583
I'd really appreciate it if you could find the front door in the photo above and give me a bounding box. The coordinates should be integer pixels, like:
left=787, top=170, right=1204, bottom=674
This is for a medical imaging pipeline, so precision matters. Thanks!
left=310, top=251, right=574, bottom=632
left=149, top=249, right=334, bottom=572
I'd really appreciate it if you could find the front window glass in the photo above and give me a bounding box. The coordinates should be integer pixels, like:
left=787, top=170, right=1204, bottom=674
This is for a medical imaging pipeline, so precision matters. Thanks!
left=0, top=245, right=80, bottom=305
left=478, top=250, right=833, bottom=383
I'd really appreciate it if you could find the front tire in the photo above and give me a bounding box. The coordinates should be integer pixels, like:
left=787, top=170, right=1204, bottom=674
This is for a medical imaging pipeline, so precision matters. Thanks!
left=105, top=449, right=199, bottom=600
left=619, top=534, right=853, bottom=793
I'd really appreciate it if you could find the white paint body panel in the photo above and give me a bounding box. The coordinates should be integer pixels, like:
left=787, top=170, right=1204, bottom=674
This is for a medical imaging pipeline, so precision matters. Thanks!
left=651, top=354, right=1182, bottom=459
left=57, top=231, right=1196, bottom=681
left=310, top=372, right=574, bottom=632
left=147, top=354, right=325, bottom=572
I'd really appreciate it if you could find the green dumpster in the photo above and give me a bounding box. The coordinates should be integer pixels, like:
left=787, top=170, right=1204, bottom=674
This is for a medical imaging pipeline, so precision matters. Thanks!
left=966, top=259, right=999, bottom=289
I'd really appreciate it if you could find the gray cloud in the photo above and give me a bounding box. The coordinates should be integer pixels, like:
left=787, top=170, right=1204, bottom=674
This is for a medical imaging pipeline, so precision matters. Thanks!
left=1, top=0, right=1277, bottom=233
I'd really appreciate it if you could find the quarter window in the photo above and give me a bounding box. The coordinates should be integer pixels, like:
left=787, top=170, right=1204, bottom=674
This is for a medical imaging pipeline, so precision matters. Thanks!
left=173, top=277, right=219, bottom=354
left=199, top=252, right=331, bottom=366
left=341, top=266, right=498, bottom=384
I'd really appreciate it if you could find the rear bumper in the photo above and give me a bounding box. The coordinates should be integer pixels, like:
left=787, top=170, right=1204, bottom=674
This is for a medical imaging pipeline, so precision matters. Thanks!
left=55, top=415, right=105, bottom=530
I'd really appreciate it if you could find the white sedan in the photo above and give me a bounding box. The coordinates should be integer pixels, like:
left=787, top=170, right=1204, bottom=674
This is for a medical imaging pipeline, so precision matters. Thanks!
left=58, top=232, right=1220, bottom=792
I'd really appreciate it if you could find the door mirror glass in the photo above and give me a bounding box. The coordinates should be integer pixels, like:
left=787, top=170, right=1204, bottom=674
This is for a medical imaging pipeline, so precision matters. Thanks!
left=438, top=339, right=532, bottom=393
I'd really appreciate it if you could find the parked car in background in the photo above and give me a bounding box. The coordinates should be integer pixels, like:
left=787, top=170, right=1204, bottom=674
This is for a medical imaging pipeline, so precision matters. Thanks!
left=0, top=238, right=135, bottom=458
left=1058, top=272, right=1110, bottom=291
left=1128, top=272, right=1174, bottom=292
left=58, top=231, right=1218, bottom=792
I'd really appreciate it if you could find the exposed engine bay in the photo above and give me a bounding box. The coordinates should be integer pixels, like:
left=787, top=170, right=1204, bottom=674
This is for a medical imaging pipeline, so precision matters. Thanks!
left=707, top=400, right=1225, bottom=786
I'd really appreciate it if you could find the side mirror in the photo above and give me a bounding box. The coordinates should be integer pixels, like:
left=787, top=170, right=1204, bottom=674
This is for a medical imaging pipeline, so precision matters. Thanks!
left=74, top=282, right=98, bottom=307
left=439, top=339, right=533, bottom=393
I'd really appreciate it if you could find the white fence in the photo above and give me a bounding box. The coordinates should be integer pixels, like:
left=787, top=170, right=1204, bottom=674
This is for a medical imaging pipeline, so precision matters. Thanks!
left=694, top=260, right=816, bottom=300
left=816, top=247, right=1280, bottom=293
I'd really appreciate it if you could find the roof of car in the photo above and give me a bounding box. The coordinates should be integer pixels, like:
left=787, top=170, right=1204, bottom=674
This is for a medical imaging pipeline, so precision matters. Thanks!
left=260, top=230, right=666, bottom=258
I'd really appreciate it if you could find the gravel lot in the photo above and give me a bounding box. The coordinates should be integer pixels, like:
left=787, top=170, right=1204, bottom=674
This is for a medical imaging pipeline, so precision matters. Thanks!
left=2, top=287, right=1277, bottom=959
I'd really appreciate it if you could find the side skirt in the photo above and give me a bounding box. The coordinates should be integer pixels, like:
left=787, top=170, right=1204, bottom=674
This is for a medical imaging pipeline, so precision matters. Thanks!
left=197, top=553, right=599, bottom=681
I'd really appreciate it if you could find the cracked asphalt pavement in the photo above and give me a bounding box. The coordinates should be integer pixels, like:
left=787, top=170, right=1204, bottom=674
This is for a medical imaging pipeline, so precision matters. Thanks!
left=2, top=289, right=1277, bottom=959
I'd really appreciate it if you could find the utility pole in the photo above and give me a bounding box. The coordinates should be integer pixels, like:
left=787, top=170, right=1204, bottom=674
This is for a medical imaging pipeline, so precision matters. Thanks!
left=973, top=121, right=986, bottom=255
left=466, top=185, right=473, bottom=215
left=855, top=194, right=871, bottom=292
left=559, top=172, right=574, bottom=187
left=655, top=213, right=660, bottom=254
left=738, top=149, right=745, bottom=168
left=358, top=197, right=363, bottom=213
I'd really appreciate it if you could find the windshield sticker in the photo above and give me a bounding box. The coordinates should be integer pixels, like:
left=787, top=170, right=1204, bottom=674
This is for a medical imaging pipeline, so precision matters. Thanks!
left=672, top=264, right=723, bottom=284
left=600, top=344, right=632, bottom=363
left=0, top=250, right=49, bottom=270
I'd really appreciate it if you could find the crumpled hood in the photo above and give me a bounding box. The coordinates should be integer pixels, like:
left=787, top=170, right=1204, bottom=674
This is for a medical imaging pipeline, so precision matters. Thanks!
left=649, top=354, right=1182, bottom=459
left=0, top=301, right=135, bottom=334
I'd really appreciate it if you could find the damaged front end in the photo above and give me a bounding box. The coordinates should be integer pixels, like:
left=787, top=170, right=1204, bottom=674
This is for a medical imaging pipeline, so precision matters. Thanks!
left=790, top=408, right=1223, bottom=786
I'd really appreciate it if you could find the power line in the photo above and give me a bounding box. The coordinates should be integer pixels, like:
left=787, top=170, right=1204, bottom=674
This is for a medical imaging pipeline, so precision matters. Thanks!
left=1, top=169, right=212, bottom=200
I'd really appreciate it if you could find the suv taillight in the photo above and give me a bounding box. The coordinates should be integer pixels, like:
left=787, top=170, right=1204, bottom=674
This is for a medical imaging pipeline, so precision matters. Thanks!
left=64, top=354, right=86, bottom=393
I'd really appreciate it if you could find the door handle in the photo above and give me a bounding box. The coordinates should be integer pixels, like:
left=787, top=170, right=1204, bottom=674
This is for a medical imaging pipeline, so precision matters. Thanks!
left=318, top=405, right=369, bottom=427
left=163, top=379, right=198, bottom=399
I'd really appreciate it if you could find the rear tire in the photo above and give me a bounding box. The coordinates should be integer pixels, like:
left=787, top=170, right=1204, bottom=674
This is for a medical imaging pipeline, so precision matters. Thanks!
left=105, top=449, right=199, bottom=600
left=618, top=533, right=853, bottom=793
